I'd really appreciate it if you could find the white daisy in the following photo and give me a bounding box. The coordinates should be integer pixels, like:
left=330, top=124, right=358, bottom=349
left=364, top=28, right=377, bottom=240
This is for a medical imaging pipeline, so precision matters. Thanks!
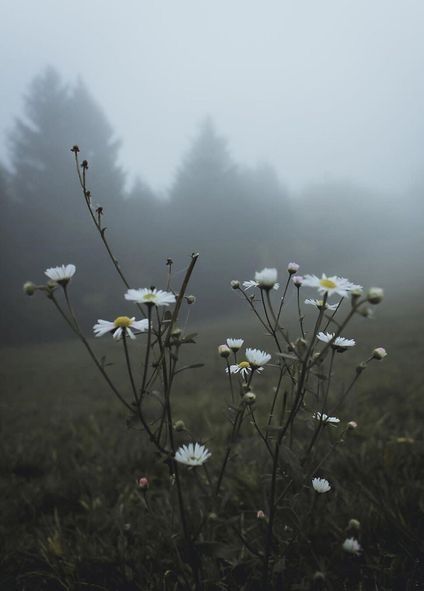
left=93, top=316, right=149, bottom=340
left=45, top=264, right=76, bottom=285
left=342, top=537, right=362, bottom=555
left=313, top=412, right=340, bottom=425
left=312, top=477, right=331, bottom=494
left=305, top=299, right=339, bottom=311
left=226, top=361, right=255, bottom=379
left=302, top=274, right=361, bottom=298
left=175, top=442, right=211, bottom=467
left=317, top=332, right=356, bottom=349
left=125, top=288, right=176, bottom=307
left=243, top=268, right=279, bottom=291
left=226, top=338, right=244, bottom=351
left=246, top=348, right=272, bottom=368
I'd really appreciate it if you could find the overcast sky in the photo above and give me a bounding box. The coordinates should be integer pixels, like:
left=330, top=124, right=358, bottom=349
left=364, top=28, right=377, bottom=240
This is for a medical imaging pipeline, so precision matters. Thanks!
left=1, top=0, right=424, bottom=193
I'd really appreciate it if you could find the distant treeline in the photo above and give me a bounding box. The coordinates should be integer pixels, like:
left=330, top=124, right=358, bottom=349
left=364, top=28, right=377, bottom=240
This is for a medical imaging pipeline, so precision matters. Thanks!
left=1, top=68, right=423, bottom=343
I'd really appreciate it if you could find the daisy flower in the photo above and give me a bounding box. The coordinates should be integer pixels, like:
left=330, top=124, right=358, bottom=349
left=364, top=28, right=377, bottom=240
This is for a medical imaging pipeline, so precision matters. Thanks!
left=245, top=348, right=272, bottom=368
left=317, top=332, right=356, bottom=349
left=45, top=264, right=76, bottom=285
left=226, top=338, right=244, bottom=351
left=125, top=288, right=176, bottom=307
left=287, top=262, right=300, bottom=274
left=227, top=361, right=255, bottom=378
left=302, top=274, right=361, bottom=298
left=243, top=268, right=279, bottom=291
left=175, top=443, right=211, bottom=467
left=313, top=412, right=340, bottom=426
left=305, top=299, right=339, bottom=311
left=342, top=537, right=362, bottom=555
left=93, top=316, right=149, bottom=340
left=312, top=477, right=331, bottom=493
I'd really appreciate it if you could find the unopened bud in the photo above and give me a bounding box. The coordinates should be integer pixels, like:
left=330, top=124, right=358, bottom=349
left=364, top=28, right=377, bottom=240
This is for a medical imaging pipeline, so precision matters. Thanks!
left=186, top=295, right=196, bottom=304
left=351, top=287, right=363, bottom=298
left=81, top=159, right=89, bottom=169
left=208, top=512, right=218, bottom=521
left=230, top=280, right=240, bottom=289
left=218, top=344, right=231, bottom=358
left=256, top=510, right=266, bottom=520
left=313, top=571, right=326, bottom=581
left=171, top=326, right=182, bottom=337
left=23, top=281, right=36, bottom=296
left=367, top=287, right=384, bottom=304
left=372, top=347, right=387, bottom=360
left=287, top=262, right=300, bottom=274
left=348, top=518, right=361, bottom=530
left=71, top=145, right=80, bottom=153
left=242, top=391, right=256, bottom=405
left=356, top=361, right=367, bottom=374
left=347, top=420, right=358, bottom=430
left=174, top=420, right=186, bottom=432
left=292, top=275, right=303, bottom=287
left=359, top=306, right=373, bottom=318
left=137, top=476, right=149, bottom=490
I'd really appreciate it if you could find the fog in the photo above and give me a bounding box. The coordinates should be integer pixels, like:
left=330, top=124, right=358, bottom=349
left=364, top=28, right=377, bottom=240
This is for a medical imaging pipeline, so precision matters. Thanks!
left=1, top=0, right=423, bottom=343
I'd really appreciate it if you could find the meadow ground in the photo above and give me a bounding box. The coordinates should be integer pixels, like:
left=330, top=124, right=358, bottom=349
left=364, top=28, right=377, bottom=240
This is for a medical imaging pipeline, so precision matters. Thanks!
left=1, top=299, right=424, bottom=590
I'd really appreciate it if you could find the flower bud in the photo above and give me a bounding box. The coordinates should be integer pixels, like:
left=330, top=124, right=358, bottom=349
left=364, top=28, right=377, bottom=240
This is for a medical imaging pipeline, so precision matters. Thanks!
left=292, top=275, right=303, bottom=287
left=230, top=280, right=240, bottom=289
left=313, top=571, right=326, bottom=581
left=367, top=287, right=384, bottom=304
left=186, top=295, right=196, bottom=305
left=348, top=518, right=361, bottom=530
left=355, top=361, right=367, bottom=374
left=347, top=420, right=358, bottom=430
left=256, top=510, right=266, bottom=520
left=137, top=476, right=149, bottom=490
left=372, top=347, right=387, bottom=360
left=208, top=512, right=218, bottom=521
left=174, top=420, right=186, bottom=432
left=287, top=262, right=300, bottom=274
left=171, top=326, right=182, bottom=337
left=23, top=281, right=36, bottom=296
left=218, top=344, right=231, bottom=358
left=242, top=391, right=256, bottom=405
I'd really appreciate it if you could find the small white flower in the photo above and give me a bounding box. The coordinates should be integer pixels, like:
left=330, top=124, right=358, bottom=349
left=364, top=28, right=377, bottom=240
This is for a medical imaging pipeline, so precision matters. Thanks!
left=45, top=264, right=76, bottom=284
left=312, top=477, right=331, bottom=494
left=226, top=361, right=254, bottom=378
left=313, top=412, right=340, bottom=426
left=245, top=348, right=272, bottom=368
left=226, top=338, right=244, bottom=351
left=287, top=262, right=300, bottom=274
left=175, top=442, right=211, bottom=466
left=317, top=332, right=356, bottom=349
left=342, top=537, right=362, bottom=555
left=218, top=344, right=231, bottom=358
left=125, top=288, right=176, bottom=307
left=303, top=274, right=361, bottom=298
left=93, top=316, right=149, bottom=340
left=243, top=268, right=279, bottom=291
left=305, top=299, right=338, bottom=311
left=292, top=275, right=304, bottom=287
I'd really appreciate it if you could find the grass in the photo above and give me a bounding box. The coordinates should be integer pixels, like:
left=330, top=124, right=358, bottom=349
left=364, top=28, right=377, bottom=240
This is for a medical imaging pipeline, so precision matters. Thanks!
left=1, top=300, right=424, bottom=589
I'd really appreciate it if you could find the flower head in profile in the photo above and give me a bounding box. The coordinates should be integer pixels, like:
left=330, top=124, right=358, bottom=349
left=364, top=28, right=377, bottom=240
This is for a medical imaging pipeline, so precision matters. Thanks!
left=245, top=348, right=272, bottom=368
left=312, top=477, right=331, bottom=494
left=175, top=443, right=211, bottom=467
left=292, top=275, right=304, bottom=287
left=305, top=299, right=338, bottom=311
left=45, top=264, right=76, bottom=285
left=226, top=338, right=244, bottom=351
left=243, top=268, right=279, bottom=291
left=125, top=288, right=176, bottom=307
left=227, top=348, right=271, bottom=378
left=342, top=537, right=362, bottom=555
left=287, top=262, right=300, bottom=274
left=317, top=332, right=356, bottom=349
left=93, top=316, right=149, bottom=340
left=313, top=412, right=340, bottom=426
left=303, top=274, right=361, bottom=298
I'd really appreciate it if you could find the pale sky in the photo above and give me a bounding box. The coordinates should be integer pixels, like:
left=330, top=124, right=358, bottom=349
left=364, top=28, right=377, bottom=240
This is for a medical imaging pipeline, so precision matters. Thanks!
left=1, top=0, right=424, bottom=193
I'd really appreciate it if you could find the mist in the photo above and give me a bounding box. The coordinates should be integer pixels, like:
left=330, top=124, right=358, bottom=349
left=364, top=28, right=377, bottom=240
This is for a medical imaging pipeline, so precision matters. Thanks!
left=1, top=0, right=424, bottom=343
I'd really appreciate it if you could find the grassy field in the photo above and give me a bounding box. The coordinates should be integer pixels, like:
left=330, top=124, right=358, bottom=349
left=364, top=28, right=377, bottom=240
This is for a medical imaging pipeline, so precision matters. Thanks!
left=1, top=300, right=424, bottom=589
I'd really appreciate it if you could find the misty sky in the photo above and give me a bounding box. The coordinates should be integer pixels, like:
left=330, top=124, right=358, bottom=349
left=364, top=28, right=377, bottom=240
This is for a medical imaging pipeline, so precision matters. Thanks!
left=1, top=0, right=424, bottom=193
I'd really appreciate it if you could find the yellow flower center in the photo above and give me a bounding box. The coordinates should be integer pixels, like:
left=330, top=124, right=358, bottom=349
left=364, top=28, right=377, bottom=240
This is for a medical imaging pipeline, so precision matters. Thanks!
left=319, top=278, right=336, bottom=289
left=143, top=293, right=157, bottom=301
left=238, top=361, right=251, bottom=369
left=114, top=316, right=132, bottom=328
